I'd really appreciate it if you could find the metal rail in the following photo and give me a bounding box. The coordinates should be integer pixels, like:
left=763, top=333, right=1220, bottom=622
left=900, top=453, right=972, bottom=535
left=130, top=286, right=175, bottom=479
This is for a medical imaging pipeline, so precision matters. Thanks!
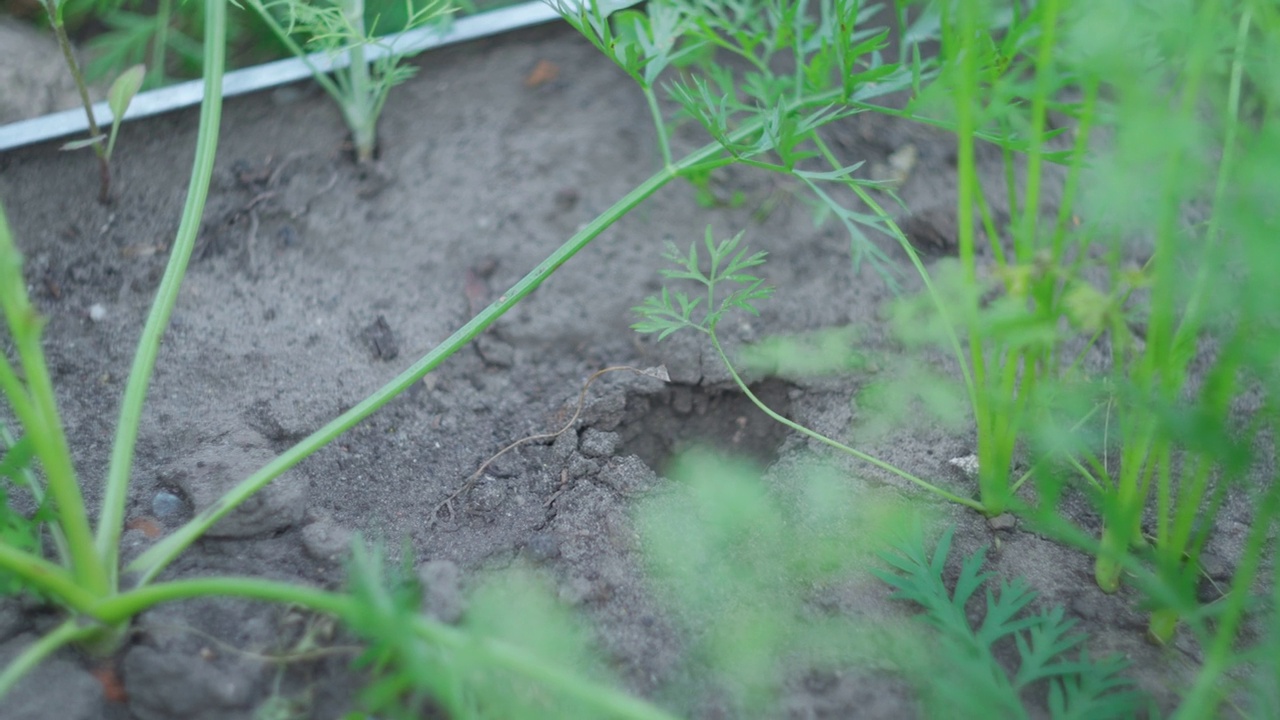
left=0, top=2, right=561, bottom=153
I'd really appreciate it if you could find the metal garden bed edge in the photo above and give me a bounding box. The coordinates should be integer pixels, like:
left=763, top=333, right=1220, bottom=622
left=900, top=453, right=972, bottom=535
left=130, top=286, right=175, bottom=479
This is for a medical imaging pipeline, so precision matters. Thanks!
left=0, top=1, right=561, bottom=153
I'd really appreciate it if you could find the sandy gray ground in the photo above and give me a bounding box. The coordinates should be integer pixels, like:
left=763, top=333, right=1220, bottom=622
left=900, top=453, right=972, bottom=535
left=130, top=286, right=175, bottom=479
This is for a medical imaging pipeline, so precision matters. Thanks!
left=0, top=17, right=1259, bottom=720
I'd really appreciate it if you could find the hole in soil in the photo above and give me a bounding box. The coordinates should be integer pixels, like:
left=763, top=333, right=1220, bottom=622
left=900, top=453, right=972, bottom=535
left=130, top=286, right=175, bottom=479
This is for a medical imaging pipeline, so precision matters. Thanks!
left=615, top=380, right=794, bottom=476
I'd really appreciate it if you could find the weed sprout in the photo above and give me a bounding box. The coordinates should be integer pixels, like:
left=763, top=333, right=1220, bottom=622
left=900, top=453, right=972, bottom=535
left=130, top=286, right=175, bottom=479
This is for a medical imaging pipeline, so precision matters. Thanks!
left=37, top=0, right=146, bottom=203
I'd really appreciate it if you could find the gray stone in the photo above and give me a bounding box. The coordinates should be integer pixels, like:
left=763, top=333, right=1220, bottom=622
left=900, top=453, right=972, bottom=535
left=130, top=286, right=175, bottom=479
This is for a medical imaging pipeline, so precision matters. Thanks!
left=0, top=634, right=103, bottom=720
left=551, top=429, right=577, bottom=460
left=987, top=513, right=1017, bottom=531
left=581, top=386, right=627, bottom=430
left=301, top=519, right=353, bottom=562
left=418, top=560, right=464, bottom=624
left=579, top=428, right=620, bottom=458
left=150, top=490, right=187, bottom=521
left=659, top=334, right=704, bottom=385
left=359, top=315, right=399, bottom=361
left=558, top=575, right=597, bottom=606
left=123, top=646, right=256, bottom=720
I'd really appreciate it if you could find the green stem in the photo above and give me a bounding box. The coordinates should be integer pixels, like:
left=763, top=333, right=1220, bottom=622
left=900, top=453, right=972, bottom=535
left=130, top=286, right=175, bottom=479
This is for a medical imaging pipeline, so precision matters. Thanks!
left=0, top=542, right=99, bottom=613
left=0, top=619, right=102, bottom=699
left=0, top=208, right=108, bottom=598
left=342, top=0, right=376, bottom=162
left=1014, top=0, right=1059, bottom=263
left=642, top=85, right=673, bottom=168
left=97, top=0, right=228, bottom=585
left=810, top=134, right=977, bottom=415
left=93, top=577, right=681, bottom=720
left=39, top=0, right=110, bottom=202
left=0, top=420, right=70, bottom=565
left=242, top=0, right=346, bottom=102
left=1173, top=478, right=1280, bottom=719
left=707, top=332, right=986, bottom=511
left=150, top=0, right=172, bottom=89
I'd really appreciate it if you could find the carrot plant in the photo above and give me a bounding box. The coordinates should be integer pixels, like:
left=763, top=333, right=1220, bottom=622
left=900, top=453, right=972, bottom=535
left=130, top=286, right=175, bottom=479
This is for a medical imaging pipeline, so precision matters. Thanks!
left=634, top=0, right=1278, bottom=675
left=36, top=0, right=147, bottom=203
left=874, top=524, right=1145, bottom=719
left=994, top=0, right=1280, bottom=650
left=239, top=0, right=454, bottom=163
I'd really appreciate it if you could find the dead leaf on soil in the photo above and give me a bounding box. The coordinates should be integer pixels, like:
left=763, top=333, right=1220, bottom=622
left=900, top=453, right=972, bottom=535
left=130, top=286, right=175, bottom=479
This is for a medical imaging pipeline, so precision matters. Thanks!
left=126, top=516, right=164, bottom=538
left=524, top=59, right=560, bottom=87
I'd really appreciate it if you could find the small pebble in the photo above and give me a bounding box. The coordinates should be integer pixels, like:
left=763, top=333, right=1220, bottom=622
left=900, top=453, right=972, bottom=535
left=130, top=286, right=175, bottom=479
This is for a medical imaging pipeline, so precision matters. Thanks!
left=88, top=303, right=106, bottom=322
left=987, top=513, right=1017, bottom=531
left=301, top=519, right=352, bottom=562
left=151, top=490, right=185, bottom=520
left=948, top=454, right=980, bottom=479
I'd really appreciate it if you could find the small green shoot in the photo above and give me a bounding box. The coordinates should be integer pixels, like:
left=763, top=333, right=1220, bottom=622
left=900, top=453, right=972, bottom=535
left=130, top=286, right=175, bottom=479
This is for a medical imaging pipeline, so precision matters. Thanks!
left=873, top=525, right=1145, bottom=720
left=631, top=227, right=773, bottom=341
left=61, top=64, right=146, bottom=159
left=40, top=0, right=146, bottom=203
left=243, top=0, right=453, bottom=163
left=633, top=230, right=985, bottom=511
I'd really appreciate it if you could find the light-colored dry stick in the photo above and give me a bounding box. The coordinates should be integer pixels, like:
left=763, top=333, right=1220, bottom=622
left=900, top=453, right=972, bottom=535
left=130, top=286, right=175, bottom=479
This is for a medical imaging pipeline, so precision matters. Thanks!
left=432, top=364, right=669, bottom=522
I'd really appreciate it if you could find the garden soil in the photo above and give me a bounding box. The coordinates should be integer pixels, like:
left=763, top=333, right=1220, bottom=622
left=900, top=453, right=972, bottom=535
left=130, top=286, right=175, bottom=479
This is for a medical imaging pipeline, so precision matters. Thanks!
left=0, top=19, right=1259, bottom=720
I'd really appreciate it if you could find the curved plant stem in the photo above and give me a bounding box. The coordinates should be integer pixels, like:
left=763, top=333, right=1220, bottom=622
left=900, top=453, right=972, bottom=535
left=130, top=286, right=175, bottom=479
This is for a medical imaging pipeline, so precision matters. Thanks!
left=0, top=619, right=102, bottom=698
left=97, top=0, right=228, bottom=584
left=0, top=207, right=108, bottom=597
left=707, top=332, right=986, bottom=512
left=642, top=86, right=673, bottom=168
left=93, top=577, right=681, bottom=720
left=0, top=542, right=98, bottom=613
left=39, top=0, right=111, bottom=202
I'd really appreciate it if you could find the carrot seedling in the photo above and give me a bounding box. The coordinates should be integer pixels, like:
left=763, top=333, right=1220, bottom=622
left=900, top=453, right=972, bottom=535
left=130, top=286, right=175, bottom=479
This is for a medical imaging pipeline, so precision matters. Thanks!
left=633, top=228, right=985, bottom=512
left=241, top=0, right=453, bottom=163
left=874, top=524, right=1145, bottom=719
left=39, top=0, right=145, bottom=202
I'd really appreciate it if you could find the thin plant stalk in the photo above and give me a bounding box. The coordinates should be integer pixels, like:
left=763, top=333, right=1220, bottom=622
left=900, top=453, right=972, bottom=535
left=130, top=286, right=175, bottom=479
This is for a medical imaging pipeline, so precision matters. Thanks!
left=1092, top=0, right=1241, bottom=607
left=149, top=0, right=172, bottom=89
left=1171, top=468, right=1280, bottom=718
left=96, top=0, right=228, bottom=587
left=707, top=332, right=985, bottom=511
left=0, top=572, right=681, bottom=720
left=934, top=0, right=1068, bottom=517
left=0, top=209, right=107, bottom=597
left=339, top=0, right=376, bottom=161
left=39, top=0, right=111, bottom=202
